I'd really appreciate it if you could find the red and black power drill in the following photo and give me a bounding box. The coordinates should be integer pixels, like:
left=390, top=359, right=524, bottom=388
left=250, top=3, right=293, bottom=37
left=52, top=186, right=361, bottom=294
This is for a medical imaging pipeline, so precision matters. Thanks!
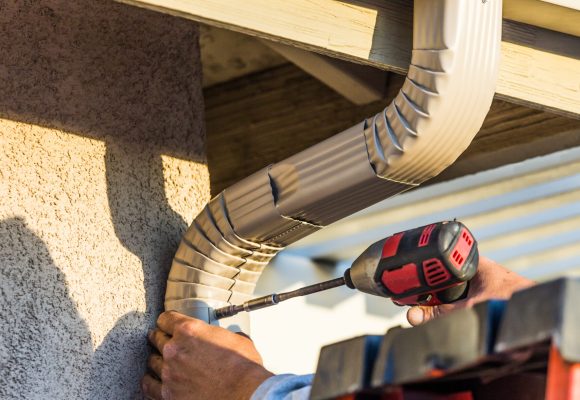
left=214, top=221, right=478, bottom=320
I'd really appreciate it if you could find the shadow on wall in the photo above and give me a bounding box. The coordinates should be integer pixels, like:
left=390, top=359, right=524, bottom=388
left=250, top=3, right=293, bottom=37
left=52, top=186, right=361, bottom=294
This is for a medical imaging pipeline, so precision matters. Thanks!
left=0, top=0, right=205, bottom=398
left=0, top=218, right=93, bottom=398
left=0, top=219, right=152, bottom=398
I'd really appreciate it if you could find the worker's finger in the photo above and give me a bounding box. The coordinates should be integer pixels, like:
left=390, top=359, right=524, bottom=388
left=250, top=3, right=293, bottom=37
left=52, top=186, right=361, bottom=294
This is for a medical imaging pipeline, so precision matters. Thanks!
left=141, top=373, right=163, bottom=400
left=147, top=353, right=164, bottom=379
left=148, top=329, right=171, bottom=354
left=407, top=306, right=425, bottom=326
left=157, top=310, right=191, bottom=336
left=406, top=306, right=437, bottom=326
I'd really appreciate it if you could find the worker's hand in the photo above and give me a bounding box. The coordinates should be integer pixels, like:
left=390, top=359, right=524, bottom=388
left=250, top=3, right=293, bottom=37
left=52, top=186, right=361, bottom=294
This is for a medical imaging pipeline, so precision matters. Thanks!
left=142, top=311, right=274, bottom=400
left=406, top=257, right=535, bottom=326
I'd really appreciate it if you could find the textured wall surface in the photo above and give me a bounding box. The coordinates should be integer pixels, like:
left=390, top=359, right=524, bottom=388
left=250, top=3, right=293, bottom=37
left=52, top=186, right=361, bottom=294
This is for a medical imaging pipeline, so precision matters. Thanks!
left=0, top=1, right=208, bottom=399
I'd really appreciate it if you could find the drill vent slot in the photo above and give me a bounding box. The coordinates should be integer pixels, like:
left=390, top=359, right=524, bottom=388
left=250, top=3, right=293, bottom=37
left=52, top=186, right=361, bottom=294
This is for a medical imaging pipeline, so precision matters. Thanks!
left=418, top=224, right=436, bottom=247
left=450, top=228, right=474, bottom=270
left=452, top=250, right=464, bottom=265
left=462, top=231, right=473, bottom=246
left=423, top=258, right=451, bottom=286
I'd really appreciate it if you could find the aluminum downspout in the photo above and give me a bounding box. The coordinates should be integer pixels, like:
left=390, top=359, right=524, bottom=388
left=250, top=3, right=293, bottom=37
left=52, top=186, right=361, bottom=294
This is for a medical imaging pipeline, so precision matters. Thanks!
left=165, top=0, right=502, bottom=333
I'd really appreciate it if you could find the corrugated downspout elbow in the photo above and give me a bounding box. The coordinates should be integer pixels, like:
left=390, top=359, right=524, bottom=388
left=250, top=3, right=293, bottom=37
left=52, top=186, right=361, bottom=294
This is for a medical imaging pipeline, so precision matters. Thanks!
left=165, top=0, right=502, bottom=332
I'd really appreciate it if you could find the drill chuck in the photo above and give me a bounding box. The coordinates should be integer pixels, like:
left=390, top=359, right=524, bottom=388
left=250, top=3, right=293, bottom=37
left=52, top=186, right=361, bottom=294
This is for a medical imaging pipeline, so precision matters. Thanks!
left=213, top=294, right=280, bottom=319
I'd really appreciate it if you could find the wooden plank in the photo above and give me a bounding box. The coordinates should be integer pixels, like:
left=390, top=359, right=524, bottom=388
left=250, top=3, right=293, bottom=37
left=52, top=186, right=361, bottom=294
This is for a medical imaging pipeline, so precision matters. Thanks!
left=540, top=0, right=580, bottom=11
left=117, top=0, right=580, bottom=117
left=200, top=25, right=286, bottom=87
left=504, top=0, right=580, bottom=36
left=498, top=21, right=580, bottom=118
left=116, top=0, right=412, bottom=73
left=265, top=41, right=388, bottom=105
left=433, top=100, right=580, bottom=183
left=204, top=65, right=580, bottom=194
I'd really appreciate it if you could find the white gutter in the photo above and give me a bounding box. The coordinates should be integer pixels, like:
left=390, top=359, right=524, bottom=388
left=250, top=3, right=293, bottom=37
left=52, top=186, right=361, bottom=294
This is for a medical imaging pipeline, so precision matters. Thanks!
left=165, top=0, right=503, bottom=333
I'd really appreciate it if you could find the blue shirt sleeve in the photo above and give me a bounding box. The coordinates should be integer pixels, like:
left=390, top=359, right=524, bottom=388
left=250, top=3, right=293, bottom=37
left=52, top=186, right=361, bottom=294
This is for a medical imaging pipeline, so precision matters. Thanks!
left=250, top=374, right=314, bottom=400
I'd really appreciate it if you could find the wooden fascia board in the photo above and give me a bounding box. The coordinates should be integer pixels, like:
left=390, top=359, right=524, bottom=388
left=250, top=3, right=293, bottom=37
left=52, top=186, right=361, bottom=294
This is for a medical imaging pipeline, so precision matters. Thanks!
left=117, top=0, right=580, bottom=118
left=505, top=0, right=580, bottom=36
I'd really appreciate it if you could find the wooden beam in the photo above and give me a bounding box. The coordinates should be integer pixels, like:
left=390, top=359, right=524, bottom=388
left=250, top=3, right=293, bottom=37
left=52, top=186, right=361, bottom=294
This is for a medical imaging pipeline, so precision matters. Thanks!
left=117, top=0, right=580, bottom=117
left=433, top=101, right=580, bottom=183
left=200, top=25, right=286, bottom=87
left=204, top=65, right=580, bottom=194
left=499, top=20, right=580, bottom=118
left=264, top=41, right=387, bottom=105
left=504, top=0, right=580, bottom=36
left=116, top=0, right=412, bottom=73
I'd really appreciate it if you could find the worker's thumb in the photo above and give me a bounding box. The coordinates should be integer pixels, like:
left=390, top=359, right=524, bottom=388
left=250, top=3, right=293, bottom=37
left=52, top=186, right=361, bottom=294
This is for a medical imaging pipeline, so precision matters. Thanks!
left=406, top=306, right=436, bottom=326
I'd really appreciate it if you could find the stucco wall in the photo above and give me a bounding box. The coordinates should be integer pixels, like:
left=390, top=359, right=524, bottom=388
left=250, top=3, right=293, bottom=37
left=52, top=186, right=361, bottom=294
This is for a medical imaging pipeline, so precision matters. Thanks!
left=0, top=1, right=208, bottom=398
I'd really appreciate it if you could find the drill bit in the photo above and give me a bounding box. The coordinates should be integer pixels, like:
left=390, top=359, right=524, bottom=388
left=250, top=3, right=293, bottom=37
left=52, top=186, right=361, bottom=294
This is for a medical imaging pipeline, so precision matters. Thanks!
left=213, top=277, right=346, bottom=320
